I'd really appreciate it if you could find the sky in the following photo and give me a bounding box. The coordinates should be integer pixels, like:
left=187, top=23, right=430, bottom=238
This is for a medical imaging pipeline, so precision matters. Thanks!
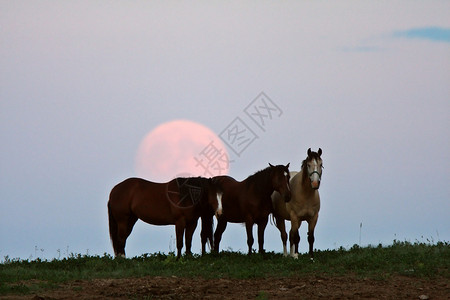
left=1, top=1, right=449, bottom=261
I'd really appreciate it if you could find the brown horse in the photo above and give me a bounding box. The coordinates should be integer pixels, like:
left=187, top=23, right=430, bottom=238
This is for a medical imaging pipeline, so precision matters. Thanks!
left=212, top=163, right=291, bottom=255
left=108, top=176, right=222, bottom=259
left=272, top=148, right=323, bottom=260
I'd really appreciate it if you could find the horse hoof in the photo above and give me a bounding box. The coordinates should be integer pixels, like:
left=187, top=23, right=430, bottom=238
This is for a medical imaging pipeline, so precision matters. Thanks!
left=310, top=258, right=315, bottom=262
left=292, top=253, right=299, bottom=259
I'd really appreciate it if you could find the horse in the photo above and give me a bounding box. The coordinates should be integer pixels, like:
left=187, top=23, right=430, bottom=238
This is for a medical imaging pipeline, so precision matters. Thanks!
left=212, top=163, right=291, bottom=255
left=107, top=176, right=222, bottom=259
left=272, top=148, right=323, bottom=260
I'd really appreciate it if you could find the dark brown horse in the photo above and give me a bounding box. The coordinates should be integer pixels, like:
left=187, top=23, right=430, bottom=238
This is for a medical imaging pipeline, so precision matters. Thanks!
left=108, top=177, right=222, bottom=259
left=272, top=148, right=323, bottom=260
left=212, top=163, right=291, bottom=255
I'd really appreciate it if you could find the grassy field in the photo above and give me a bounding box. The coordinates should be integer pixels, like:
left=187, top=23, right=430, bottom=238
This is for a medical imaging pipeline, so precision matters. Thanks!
left=1, top=241, right=448, bottom=296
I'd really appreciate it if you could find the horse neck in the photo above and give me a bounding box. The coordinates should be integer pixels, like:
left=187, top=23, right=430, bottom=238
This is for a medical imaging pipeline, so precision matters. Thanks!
left=246, top=168, right=274, bottom=198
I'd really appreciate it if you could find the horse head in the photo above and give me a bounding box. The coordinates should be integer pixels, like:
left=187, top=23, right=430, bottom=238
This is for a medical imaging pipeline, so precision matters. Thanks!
left=269, top=163, right=292, bottom=202
left=303, top=148, right=323, bottom=190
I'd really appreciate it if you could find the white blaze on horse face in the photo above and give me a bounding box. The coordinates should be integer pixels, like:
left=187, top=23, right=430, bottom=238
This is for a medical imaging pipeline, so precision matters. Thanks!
left=309, top=159, right=321, bottom=189
left=215, top=192, right=223, bottom=217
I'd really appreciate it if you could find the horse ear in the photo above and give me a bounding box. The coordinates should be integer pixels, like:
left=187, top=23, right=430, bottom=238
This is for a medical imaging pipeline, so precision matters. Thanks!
left=286, top=163, right=290, bottom=169
left=269, top=163, right=274, bottom=168
left=318, top=148, right=322, bottom=156
left=307, top=148, right=312, bottom=156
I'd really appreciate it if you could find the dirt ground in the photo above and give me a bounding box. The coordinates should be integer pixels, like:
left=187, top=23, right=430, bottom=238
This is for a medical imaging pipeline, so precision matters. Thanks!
left=3, top=275, right=449, bottom=300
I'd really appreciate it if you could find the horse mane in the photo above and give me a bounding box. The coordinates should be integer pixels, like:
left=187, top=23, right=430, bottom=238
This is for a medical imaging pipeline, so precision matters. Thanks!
left=245, top=166, right=273, bottom=195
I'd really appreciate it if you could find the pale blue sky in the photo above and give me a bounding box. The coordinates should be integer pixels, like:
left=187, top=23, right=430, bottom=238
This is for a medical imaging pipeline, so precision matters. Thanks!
left=1, top=1, right=449, bottom=260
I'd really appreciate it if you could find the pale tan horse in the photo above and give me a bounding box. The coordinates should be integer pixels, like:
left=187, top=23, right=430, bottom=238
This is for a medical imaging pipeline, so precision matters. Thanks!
left=272, top=148, right=323, bottom=259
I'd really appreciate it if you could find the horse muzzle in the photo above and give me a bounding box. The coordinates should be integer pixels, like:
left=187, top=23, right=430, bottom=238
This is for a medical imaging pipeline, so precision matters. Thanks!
left=309, top=171, right=321, bottom=190
left=311, top=180, right=320, bottom=190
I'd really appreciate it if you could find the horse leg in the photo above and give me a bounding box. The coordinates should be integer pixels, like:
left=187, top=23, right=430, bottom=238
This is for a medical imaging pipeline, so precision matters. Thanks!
left=213, top=217, right=227, bottom=253
left=113, top=214, right=138, bottom=258
left=257, top=218, right=268, bottom=254
left=245, top=221, right=254, bottom=255
left=289, top=218, right=300, bottom=259
left=307, top=214, right=319, bottom=261
left=275, top=216, right=288, bottom=257
left=184, top=220, right=198, bottom=257
left=175, top=219, right=186, bottom=260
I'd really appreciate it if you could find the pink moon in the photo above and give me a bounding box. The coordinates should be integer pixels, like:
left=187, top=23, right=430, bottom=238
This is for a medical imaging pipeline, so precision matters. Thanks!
left=135, top=120, right=230, bottom=182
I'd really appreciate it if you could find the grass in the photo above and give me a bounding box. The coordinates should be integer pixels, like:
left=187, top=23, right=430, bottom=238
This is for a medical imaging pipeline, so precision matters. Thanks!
left=0, top=241, right=448, bottom=296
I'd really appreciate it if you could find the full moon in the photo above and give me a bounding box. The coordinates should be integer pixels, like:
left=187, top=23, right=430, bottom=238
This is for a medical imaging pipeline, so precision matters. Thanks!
left=135, top=120, right=230, bottom=182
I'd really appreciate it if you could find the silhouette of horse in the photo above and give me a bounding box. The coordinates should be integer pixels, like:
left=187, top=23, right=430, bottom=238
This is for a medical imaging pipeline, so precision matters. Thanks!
left=108, top=176, right=222, bottom=259
left=272, top=148, right=323, bottom=259
left=212, top=163, right=291, bottom=255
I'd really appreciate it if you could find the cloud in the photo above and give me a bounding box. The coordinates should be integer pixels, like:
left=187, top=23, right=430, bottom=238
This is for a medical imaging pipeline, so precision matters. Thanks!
left=393, top=27, right=450, bottom=43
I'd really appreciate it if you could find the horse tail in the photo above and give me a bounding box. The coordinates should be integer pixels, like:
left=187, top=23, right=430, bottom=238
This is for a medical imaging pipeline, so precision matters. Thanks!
left=107, top=201, right=119, bottom=256
left=208, top=216, right=214, bottom=250
left=211, top=176, right=223, bottom=189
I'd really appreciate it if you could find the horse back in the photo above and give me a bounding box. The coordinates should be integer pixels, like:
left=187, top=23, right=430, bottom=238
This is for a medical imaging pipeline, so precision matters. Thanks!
left=212, top=176, right=245, bottom=221
left=109, top=177, right=180, bottom=225
left=212, top=176, right=240, bottom=203
left=213, top=175, right=270, bottom=222
left=109, top=177, right=146, bottom=209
